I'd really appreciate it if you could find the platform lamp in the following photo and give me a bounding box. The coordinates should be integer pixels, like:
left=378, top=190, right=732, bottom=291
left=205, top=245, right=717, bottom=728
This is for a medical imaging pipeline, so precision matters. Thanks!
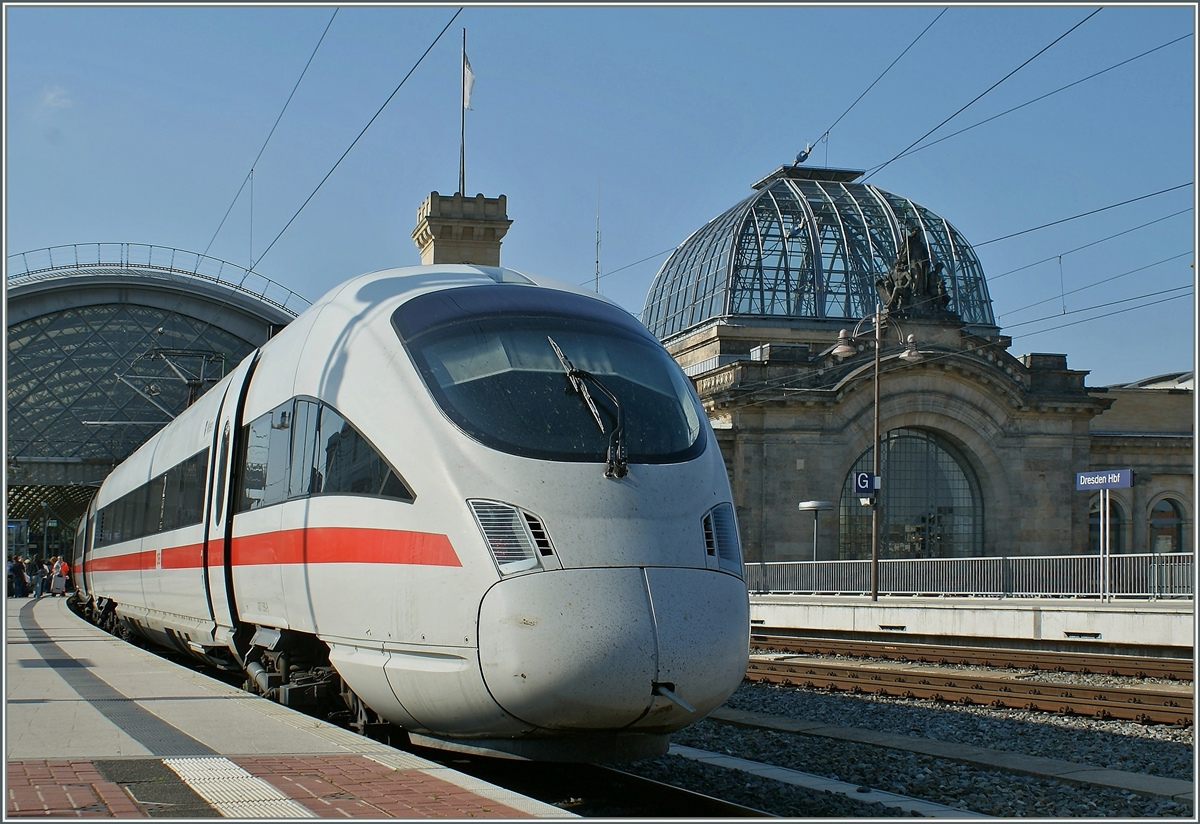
left=831, top=304, right=923, bottom=601
left=797, top=501, right=835, bottom=562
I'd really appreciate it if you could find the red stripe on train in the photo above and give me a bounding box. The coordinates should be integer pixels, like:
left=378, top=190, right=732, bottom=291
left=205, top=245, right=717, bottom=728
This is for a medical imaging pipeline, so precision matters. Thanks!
left=163, top=543, right=204, bottom=569
left=86, top=550, right=157, bottom=573
left=231, top=528, right=461, bottom=567
left=87, top=528, right=460, bottom=570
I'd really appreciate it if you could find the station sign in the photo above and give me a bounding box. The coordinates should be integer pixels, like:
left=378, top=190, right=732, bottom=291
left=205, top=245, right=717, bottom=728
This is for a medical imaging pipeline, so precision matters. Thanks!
left=1075, top=468, right=1132, bottom=490
left=853, top=471, right=879, bottom=492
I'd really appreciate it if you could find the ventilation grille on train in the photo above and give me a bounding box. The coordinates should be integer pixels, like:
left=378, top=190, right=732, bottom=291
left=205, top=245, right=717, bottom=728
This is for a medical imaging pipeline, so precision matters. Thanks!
left=468, top=500, right=546, bottom=574
left=703, top=502, right=743, bottom=576
left=522, top=512, right=555, bottom=556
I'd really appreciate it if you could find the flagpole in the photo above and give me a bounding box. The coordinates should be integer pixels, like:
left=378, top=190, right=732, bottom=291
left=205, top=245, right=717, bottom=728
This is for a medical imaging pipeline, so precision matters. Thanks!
left=459, top=28, right=466, bottom=196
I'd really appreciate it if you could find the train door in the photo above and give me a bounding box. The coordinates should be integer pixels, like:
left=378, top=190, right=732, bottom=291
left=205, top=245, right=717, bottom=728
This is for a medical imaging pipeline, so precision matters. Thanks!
left=278, top=397, right=319, bottom=634
left=229, top=398, right=290, bottom=630
left=204, top=354, right=259, bottom=647
left=76, top=501, right=95, bottom=597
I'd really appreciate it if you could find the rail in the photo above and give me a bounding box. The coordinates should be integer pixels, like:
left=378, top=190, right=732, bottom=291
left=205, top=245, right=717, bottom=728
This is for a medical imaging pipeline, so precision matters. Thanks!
left=744, top=552, right=1194, bottom=599
left=6, top=243, right=311, bottom=317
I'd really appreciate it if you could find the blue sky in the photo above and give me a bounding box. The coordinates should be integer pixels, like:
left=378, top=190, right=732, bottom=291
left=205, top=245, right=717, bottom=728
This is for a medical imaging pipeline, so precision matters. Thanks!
left=5, top=4, right=1195, bottom=387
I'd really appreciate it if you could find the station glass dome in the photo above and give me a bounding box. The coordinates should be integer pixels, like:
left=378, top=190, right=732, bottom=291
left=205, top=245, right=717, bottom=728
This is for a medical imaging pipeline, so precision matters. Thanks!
left=642, top=166, right=996, bottom=340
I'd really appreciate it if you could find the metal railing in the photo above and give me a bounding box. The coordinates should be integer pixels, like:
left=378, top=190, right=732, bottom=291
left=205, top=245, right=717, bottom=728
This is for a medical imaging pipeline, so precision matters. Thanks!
left=744, top=553, right=1194, bottom=599
left=6, top=243, right=311, bottom=317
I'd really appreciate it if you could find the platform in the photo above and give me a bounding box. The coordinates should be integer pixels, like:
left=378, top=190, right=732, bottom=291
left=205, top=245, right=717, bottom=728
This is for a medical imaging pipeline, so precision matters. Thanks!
left=750, top=594, right=1194, bottom=656
left=5, top=595, right=570, bottom=818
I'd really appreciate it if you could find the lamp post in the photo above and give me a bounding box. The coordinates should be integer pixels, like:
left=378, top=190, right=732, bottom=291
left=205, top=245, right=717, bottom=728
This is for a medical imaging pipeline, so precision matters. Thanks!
left=831, top=304, right=922, bottom=601
left=797, top=501, right=835, bottom=561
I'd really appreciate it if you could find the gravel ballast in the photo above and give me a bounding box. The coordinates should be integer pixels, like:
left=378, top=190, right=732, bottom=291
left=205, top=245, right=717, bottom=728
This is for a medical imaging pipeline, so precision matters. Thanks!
left=619, top=678, right=1194, bottom=818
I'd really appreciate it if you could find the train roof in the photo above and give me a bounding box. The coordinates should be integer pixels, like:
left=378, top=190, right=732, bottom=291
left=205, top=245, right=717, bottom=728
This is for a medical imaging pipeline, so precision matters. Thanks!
left=305, top=264, right=631, bottom=319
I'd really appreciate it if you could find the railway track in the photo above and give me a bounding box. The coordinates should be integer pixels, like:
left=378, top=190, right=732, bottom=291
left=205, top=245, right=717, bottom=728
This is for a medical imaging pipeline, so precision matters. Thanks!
left=750, top=631, right=1194, bottom=680
left=746, top=654, right=1193, bottom=726
left=409, top=748, right=773, bottom=818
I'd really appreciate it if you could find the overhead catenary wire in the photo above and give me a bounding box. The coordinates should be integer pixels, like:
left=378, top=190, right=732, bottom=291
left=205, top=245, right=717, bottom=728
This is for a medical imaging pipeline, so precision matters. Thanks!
left=863, top=7, right=1102, bottom=182
left=579, top=246, right=676, bottom=286
left=182, top=7, right=462, bottom=354
left=587, top=29, right=1186, bottom=294
left=988, top=207, right=1192, bottom=282
left=250, top=7, right=462, bottom=272
left=811, top=8, right=946, bottom=154
left=105, top=8, right=341, bottom=415
left=974, top=182, right=1193, bottom=247
left=998, top=250, right=1192, bottom=318
left=202, top=7, right=340, bottom=260
left=867, top=32, right=1193, bottom=172
left=1002, top=284, right=1192, bottom=331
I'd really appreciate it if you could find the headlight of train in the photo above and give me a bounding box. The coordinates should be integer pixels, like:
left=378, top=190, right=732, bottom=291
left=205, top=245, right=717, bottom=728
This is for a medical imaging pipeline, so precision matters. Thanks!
left=468, top=499, right=555, bottom=575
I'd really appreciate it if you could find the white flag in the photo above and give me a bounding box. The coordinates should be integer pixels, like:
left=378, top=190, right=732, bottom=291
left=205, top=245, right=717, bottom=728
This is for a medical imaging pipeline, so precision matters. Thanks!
left=463, top=53, right=475, bottom=110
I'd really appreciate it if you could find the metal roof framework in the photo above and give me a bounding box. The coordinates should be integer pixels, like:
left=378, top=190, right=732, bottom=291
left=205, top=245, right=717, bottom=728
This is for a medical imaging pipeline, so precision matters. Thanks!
left=642, top=166, right=997, bottom=341
left=6, top=243, right=309, bottom=528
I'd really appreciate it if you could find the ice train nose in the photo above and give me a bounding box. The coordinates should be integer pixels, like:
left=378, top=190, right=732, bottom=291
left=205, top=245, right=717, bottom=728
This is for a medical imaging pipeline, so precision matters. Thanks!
left=477, top=566, right=748, bottom=731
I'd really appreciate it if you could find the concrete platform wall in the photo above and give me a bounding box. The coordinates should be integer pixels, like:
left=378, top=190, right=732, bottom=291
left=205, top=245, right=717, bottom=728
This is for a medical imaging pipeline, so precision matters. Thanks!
left=750, top=596, right=1195, bottom=655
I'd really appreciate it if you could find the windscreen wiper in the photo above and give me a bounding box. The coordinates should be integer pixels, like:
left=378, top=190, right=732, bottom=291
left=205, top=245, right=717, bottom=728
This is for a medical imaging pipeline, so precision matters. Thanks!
left=548, top=336, right=628, bottom=479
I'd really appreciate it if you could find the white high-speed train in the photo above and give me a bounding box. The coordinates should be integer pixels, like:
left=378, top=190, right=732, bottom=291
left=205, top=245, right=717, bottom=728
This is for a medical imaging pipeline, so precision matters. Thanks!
left=73, top=264, right=749, bottom=761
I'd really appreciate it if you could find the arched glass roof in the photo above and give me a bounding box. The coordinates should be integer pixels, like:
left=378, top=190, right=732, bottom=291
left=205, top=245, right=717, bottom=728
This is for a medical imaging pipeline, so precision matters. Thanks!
left=6, top=243, right=307, bottom=525
left=642, top=166, right=996, bottom=340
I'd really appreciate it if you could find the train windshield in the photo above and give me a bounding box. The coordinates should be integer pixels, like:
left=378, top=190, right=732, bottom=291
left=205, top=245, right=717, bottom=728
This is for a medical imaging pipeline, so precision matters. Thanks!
left=393, top=285, right=705, bottom=464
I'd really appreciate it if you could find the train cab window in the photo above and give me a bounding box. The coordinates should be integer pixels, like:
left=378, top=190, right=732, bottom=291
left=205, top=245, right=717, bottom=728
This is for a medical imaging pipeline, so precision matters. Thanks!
left=393, top=285, right=705, bottom=465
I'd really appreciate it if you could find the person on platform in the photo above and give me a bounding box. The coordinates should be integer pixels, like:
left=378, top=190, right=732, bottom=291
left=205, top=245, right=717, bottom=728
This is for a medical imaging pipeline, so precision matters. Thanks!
left=50, top=556, right=64, bottom=596
left=58, top=557, right=72, bottom=595
left=31, top=558, right=50, bottom=598
left=11, top=556, right=28, bottom=598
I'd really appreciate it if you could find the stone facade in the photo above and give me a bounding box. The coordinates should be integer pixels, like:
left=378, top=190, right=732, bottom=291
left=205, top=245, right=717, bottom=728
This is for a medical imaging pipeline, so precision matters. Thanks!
left=411, top=192, right=512, bottom=266
left=1086, top=377, right=1194, bottom=554
left=667, top=318, right=1192, bottom=562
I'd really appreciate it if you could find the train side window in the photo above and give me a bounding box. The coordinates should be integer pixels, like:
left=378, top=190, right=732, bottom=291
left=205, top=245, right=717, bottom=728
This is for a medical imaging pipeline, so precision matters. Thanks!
left=158, top=451, right=208, bottom=531
left=263, top=403, right=292, bottom=506
left=161, top=464, right=184, bottom=532
left=289, top=399, right=320, bottom=498
left=179, top=450, right=208, bottom=527
left=144, top=473, right=168, bottom=535
left=314, top=404, right=413, bottom=502
left=96, top=507, right=111, bottom=546
left=239, top=400, right=293, bottom=511
left=123, top=486, right=147, bottom=541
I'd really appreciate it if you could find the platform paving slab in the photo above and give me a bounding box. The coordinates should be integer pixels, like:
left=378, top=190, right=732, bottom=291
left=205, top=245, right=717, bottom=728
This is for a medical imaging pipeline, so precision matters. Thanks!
left=6, top=596, right=571, bottom=818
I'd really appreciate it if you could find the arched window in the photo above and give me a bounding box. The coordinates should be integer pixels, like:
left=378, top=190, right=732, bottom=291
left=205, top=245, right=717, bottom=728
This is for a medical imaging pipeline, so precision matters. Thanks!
left=838, top=428, right=983, bottom=559
left=1089, top=497, right=1126, bottom=554
left=1150, top=499, right=1185, bottom=553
